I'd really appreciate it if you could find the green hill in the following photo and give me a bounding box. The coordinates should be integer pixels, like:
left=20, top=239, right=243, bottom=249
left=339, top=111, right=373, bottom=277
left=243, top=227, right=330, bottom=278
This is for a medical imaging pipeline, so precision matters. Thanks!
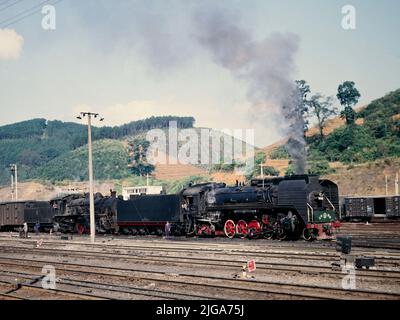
left=0, top=116, right=194, bottom=185
left=308, top=88, right=400, bottom=164
left=27, top=139, right=131, bottom=182
left=268, top=88, right=400, bottom=175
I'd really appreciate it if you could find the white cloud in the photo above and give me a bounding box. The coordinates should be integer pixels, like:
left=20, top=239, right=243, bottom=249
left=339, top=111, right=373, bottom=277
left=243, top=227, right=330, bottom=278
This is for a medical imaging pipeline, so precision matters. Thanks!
left=0, top=28, right=24, bottom=60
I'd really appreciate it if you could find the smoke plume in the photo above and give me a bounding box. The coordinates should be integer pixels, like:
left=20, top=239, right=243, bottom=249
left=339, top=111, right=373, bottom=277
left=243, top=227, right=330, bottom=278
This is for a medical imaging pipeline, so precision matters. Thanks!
left=193, top=9, right=306, bottom=173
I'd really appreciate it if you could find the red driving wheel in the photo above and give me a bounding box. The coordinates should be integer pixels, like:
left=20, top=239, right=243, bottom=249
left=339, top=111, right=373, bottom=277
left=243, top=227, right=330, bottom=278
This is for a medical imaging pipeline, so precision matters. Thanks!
left=197, top=224, right=212, bottom=236
left=224, top=220, right=236, bottom=238
left=248, top=220, right=261, bottom=234
left=76, top=223, right=85, bottom=234
left=236, top=220, right=248, bottom=238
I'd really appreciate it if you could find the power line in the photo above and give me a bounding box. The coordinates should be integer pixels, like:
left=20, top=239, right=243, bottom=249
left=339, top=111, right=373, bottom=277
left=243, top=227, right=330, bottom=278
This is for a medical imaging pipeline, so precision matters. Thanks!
left=0, top=0, right=53, bottom=24
left=0, top=0, right=62, bottom=28
left=0, top=0, right=24, bottom=13
left=0, top=1, right=12, bottom=8
left=0, top=0, right=51, bottom=26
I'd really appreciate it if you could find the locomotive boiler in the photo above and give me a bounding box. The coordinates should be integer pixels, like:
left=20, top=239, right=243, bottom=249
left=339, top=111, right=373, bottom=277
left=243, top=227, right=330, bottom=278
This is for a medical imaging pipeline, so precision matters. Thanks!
left=51, top=192, right=119, bottom=234
left=179, top=175, right=340, bottom=240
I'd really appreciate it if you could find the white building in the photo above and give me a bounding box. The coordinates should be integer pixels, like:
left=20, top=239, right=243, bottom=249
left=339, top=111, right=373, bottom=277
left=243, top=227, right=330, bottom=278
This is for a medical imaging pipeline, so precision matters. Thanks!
left=122, top=186, right=165, bottom=200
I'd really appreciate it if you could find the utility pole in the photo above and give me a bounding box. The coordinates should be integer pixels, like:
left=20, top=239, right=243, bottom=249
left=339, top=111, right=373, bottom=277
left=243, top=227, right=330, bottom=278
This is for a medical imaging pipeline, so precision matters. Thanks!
left=15, top=164, right=18, bottom=201
left=260, top=164, right=264, bottom=188
left=385, top=175, right=388, bottom=196
left=10, top=174, right=14, bottom=201
left=10, top=164, right=17, bottom=201
left=76, top=112, right=104, bottom=243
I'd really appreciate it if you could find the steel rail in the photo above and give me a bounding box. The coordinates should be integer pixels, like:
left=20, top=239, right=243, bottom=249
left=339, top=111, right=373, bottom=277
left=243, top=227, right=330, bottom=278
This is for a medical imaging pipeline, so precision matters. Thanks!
left=0, top=257, right=399, bottom=300
left=1, top=246, right=400, bottom=281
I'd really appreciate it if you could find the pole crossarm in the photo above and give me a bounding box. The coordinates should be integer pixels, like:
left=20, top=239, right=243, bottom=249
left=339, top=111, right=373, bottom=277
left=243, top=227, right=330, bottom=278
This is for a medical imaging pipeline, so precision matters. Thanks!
left=77, top=112, right=104, bottom=121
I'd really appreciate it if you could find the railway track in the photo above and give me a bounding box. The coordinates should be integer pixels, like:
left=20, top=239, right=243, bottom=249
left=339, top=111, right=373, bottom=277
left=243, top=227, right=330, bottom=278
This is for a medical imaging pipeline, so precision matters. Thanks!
left=0, top=270, right=214, bottom=300
left=1, top=235, right=398, bottom=258
left=0, top=255, right=398, bottom=300
left=0, top=241, right=343, bottom=262
left=1, top=238, right=399, bottom=269
left=1, top=229, right=400, bottom=252
left=0, top=260, right=323, bottom=300
left=0, top=278, right=109, bottom=300
left=0, top=293, right=26, bottom=300
left=0, top=232, right=399, bottom=300
left=1, top=245, right=400, bottom=282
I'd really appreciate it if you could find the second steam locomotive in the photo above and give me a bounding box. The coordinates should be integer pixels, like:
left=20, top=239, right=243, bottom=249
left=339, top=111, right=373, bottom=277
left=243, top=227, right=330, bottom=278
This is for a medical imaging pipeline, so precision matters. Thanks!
left=47, top=174, right=340, bottom=240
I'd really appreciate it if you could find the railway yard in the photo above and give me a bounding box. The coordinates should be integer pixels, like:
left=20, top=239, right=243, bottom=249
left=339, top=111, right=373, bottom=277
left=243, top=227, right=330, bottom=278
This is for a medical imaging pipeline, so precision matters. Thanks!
left=0, top=222, right=399, bottom=300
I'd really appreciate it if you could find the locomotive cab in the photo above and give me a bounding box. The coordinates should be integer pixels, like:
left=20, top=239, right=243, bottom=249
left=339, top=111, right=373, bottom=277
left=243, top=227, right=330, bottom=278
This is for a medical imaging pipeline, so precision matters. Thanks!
left=303, top=178, right=341, bottom=240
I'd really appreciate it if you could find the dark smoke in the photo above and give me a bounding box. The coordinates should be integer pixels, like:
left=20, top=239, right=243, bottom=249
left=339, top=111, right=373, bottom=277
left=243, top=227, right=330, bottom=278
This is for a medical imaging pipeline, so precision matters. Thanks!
left=194, top=9, right=307, bottom=173
left=283, top=90, right=307, bottom=174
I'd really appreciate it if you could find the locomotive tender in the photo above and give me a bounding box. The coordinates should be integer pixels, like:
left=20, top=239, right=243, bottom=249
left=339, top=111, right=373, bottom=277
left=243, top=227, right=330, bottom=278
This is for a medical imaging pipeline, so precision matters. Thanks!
left=1, top=174, right=341, bottom=240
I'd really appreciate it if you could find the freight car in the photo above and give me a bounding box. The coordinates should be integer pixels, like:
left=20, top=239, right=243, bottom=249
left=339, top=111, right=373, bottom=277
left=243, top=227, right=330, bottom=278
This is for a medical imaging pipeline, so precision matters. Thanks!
left=0, top=201, right=54, bottom=231
left=342, top=195, right=400, bottom=221
left=386, top=196, right=400, bottom=218
left=49, top=175, right=340, bottom=240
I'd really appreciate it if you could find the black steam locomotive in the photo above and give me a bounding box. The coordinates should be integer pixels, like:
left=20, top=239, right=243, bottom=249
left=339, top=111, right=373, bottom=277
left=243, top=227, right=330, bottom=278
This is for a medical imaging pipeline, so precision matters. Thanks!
left=47, top=174, right=340, bottom=240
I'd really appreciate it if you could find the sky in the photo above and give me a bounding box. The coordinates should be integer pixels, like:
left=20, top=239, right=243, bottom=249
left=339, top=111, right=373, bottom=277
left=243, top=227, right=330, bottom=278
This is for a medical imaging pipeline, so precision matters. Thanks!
left=0, top=0, right=399, bottom=147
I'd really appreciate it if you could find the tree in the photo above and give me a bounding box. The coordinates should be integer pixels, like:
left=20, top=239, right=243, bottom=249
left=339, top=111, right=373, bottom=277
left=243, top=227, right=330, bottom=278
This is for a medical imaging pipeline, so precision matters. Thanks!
left=269, top=146, right=289, bottom=159
left=128, top=138, right=155, bottom=176
left=337, top=81, right=361, bottom=125
left=307, top=94, right=337, bottom=141
left=255, top=152, right=266, bottom=165
left=285, top=164, right=295, bottom=176
left=245, top=152, right=279, bottom=180
left=308, top=159, right=334, bottom=175
left=295, top=80, right=311, bottom=132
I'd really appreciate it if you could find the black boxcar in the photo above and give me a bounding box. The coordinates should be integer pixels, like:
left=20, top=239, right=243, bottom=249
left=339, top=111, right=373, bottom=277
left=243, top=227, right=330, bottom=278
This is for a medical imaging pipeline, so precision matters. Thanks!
left=0, top=201, right=54, bottom=231
left=343, top=197, right=374, bottom=221
left=343, top=195, right=399, bottom=221
left=386, top=196, right=400, bottom=218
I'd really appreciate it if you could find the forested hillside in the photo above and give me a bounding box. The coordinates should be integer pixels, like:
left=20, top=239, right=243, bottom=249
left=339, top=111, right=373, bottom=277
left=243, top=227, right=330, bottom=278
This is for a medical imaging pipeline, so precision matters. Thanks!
left=308, top=88, right=400, bottom=164
left=0, top=116, right=194, bottom=184
left=267, top=89, right=400, bottom=175
left=27, top=140, right=131, bottom=182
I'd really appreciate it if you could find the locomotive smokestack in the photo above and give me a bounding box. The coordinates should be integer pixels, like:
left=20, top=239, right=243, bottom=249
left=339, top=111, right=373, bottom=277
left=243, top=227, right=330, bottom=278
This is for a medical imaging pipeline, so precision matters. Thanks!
left=194, top=9, right=307, bottom=173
